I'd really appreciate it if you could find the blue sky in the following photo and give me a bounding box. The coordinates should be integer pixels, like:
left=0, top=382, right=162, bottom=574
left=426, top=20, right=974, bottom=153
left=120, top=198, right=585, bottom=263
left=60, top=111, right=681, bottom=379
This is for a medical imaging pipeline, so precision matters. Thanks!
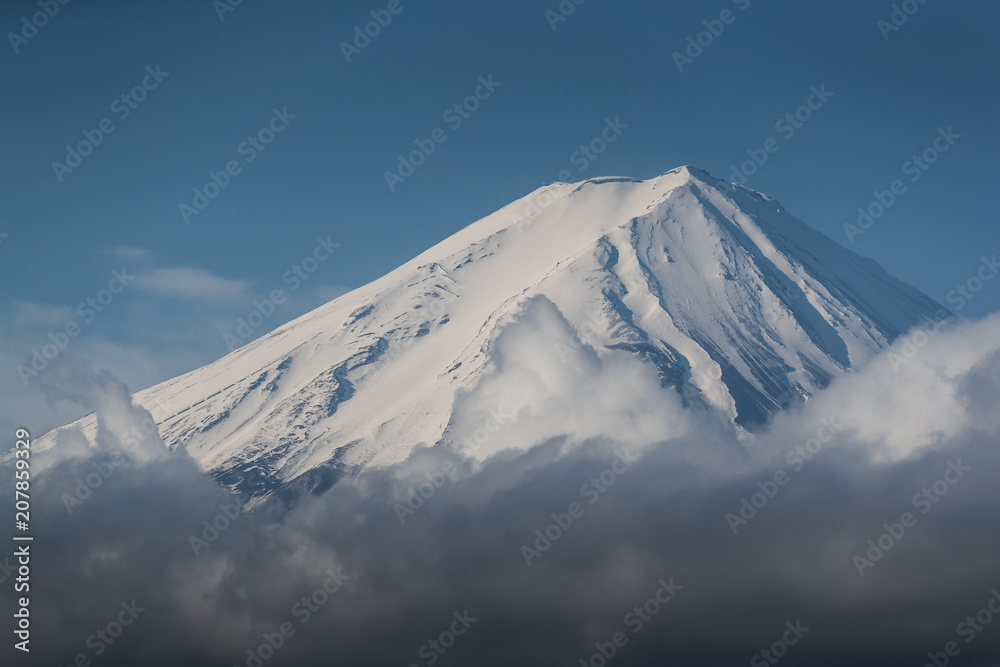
left=1, top=0, right=998, bottom=433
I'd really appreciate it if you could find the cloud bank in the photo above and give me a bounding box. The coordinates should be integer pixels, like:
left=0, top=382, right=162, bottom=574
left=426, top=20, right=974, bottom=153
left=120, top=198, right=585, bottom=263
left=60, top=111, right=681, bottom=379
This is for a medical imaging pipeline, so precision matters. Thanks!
left=3, top=310, right=1000, bottom=667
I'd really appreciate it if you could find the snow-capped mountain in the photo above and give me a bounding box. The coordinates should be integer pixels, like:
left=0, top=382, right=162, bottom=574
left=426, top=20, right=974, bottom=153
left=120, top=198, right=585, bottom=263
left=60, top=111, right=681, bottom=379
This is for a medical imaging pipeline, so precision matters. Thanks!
left=38, top=166, right=945, bottom=500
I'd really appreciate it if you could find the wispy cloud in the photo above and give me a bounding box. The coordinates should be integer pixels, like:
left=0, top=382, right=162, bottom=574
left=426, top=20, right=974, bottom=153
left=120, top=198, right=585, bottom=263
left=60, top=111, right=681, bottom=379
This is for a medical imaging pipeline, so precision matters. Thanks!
left=9, top=300, right=75, bottom=327
left=134, top=267, right=251, bottom=301
left=106, top=245, right=151, bottom=261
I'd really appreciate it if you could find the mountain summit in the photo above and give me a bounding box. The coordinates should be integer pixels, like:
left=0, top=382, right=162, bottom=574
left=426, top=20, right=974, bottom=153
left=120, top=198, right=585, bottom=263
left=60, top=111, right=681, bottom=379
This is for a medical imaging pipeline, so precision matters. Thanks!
left=39, top=167, right=945, bottom=501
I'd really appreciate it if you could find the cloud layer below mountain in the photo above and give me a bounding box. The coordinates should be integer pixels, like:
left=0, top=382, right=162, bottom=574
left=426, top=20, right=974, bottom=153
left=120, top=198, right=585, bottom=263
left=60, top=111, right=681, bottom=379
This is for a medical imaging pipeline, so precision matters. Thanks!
left=4, top=311, right=1000, bottom=667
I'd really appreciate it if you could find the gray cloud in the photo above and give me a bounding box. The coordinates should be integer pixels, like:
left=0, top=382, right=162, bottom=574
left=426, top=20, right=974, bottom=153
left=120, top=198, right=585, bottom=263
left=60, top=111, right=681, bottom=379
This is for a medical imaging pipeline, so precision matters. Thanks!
left=3, top=315, right=1000, bottom=667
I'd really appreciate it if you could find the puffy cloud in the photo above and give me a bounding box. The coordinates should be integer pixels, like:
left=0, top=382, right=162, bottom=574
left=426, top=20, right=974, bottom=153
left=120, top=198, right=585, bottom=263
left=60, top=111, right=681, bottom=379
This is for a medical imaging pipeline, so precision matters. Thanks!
left=448, top=296, right=693, bottom=463
left=786, top=313, right=1000, bottom=463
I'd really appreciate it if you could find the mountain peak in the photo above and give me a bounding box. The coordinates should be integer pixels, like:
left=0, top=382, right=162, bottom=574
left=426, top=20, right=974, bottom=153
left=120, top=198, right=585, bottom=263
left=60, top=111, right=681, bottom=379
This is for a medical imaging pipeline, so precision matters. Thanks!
left=37, top=171, right=946, bottom=503
left=663, top=164, right=713, bottom=179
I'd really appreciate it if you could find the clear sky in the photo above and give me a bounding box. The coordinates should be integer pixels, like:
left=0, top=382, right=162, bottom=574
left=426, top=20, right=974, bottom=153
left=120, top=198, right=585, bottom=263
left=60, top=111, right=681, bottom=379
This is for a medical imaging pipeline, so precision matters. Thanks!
left=1, top=0, right=998, bottom=432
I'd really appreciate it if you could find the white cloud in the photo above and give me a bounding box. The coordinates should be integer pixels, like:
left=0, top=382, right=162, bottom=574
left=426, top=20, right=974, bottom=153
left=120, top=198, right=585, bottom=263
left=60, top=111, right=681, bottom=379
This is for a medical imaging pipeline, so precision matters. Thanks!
left=448, top=296, right=692, bottom=463
left=134, top=267, right=251, bottom=301
left=786, top=313, right=1000, bottom=463
left=10, top=300, right=75, bottom=327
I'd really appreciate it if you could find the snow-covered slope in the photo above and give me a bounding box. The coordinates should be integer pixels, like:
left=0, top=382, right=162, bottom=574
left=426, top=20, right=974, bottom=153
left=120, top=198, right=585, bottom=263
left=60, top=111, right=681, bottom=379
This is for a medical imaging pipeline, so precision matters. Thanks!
left=37, top=166, right=945, bottom=500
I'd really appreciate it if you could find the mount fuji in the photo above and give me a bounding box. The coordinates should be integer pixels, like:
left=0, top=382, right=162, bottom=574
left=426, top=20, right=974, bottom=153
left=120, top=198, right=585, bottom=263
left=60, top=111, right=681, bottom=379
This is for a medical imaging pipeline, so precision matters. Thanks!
left=37, top=166, right=946, bottom=504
